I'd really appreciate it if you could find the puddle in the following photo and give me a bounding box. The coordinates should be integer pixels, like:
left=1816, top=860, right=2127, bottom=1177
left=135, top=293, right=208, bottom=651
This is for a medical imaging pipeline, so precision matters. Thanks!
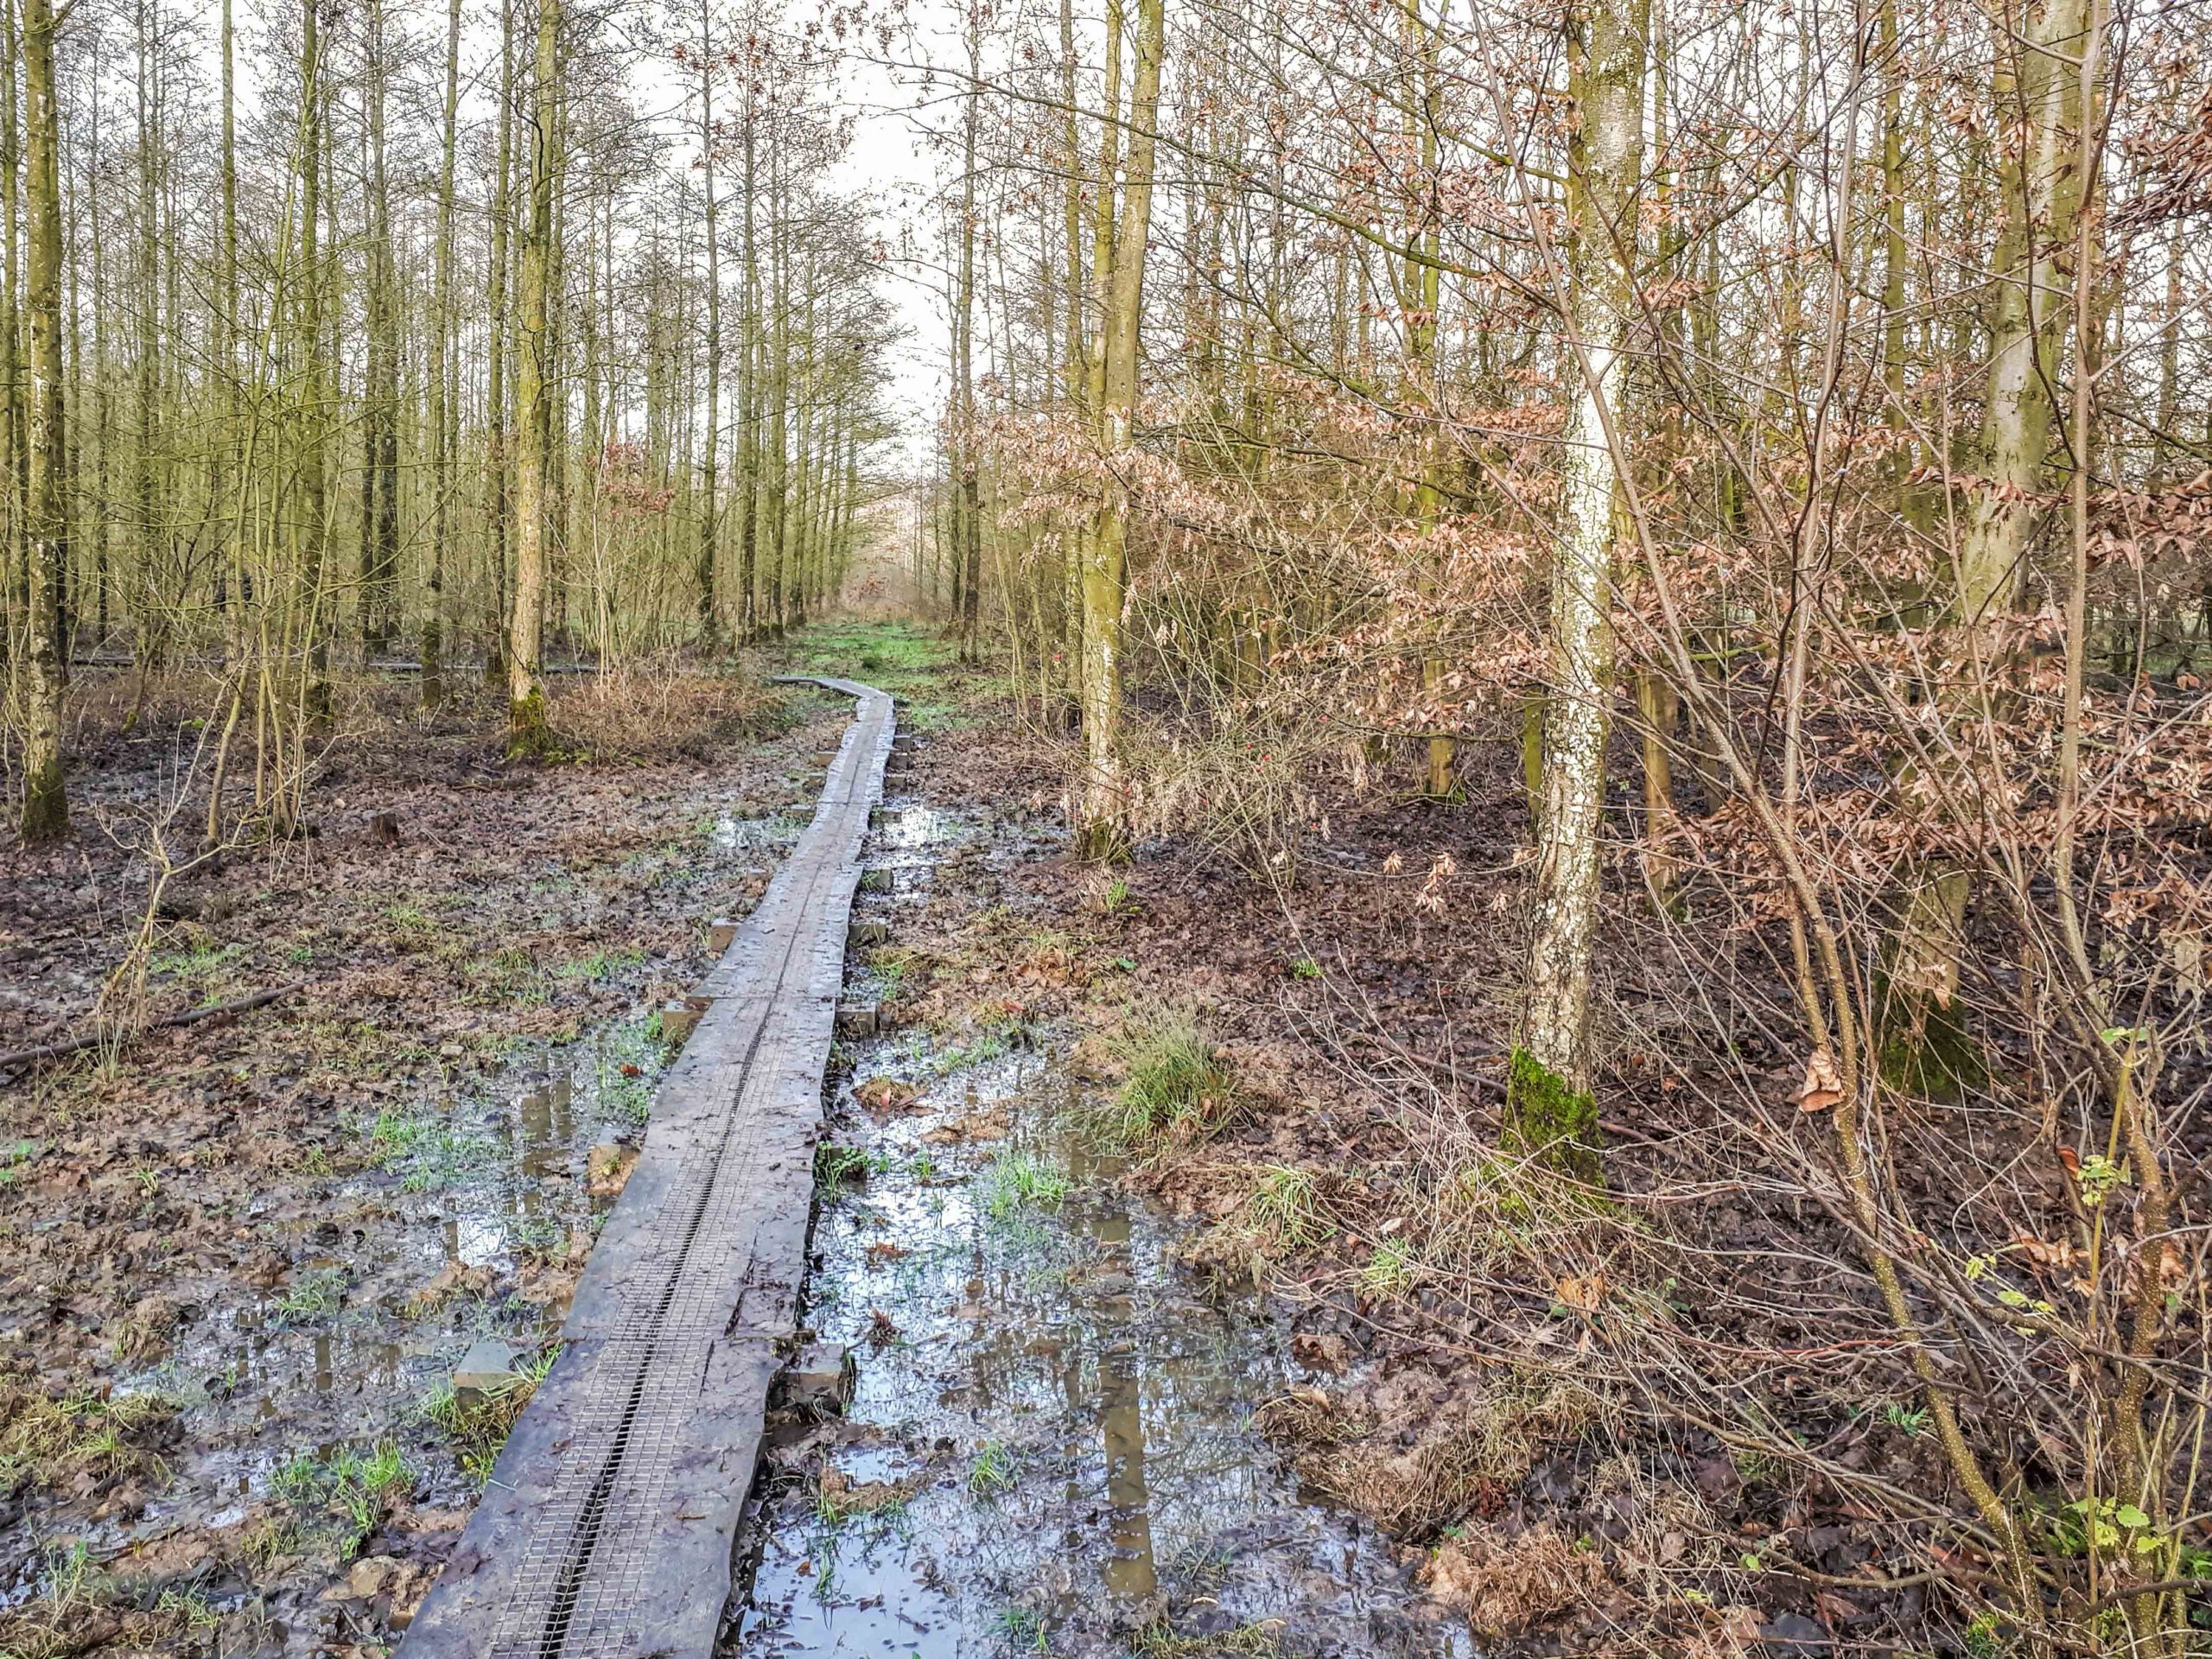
left=731, top=813, right=1464, bottom=1657
left=0, top=709, right=868, bottom=1636
left=96, top=1009, right=676, bottom=1552
left=713, top=810, right=810, bottom=860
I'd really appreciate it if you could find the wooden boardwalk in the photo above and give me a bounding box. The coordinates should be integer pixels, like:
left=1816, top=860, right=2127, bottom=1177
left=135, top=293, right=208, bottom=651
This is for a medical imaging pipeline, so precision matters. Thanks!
left=402, top=676, right=893, bottom=1659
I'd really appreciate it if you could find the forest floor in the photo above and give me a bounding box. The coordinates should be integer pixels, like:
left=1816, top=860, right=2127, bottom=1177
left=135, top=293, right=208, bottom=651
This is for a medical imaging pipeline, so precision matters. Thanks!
left=784, top=627, right=1958, bottom=1658
left=0, top=662, right=855, bottom=1655
left=3, top=623, right=1948, bottom=1658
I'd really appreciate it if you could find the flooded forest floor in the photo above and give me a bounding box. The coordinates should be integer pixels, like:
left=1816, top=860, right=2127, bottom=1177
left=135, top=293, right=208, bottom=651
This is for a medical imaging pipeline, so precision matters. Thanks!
left=4, top=624, right=1956, bottom=1658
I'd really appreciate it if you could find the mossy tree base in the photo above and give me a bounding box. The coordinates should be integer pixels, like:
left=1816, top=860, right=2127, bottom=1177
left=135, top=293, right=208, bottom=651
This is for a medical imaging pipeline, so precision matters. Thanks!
left=1873, top=976, right=1986, bottom=1100
left=19, top=756, right=69, bottom=842
left=1504, top=1046, right=1605, bottom=1190
left=506, top=687, right=557, bottom=762
left=1074, top=817, right=1132, bottom=866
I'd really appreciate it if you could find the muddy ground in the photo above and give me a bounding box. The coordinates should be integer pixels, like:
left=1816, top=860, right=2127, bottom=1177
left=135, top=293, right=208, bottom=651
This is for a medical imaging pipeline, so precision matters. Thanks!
left=728, top=741, right=1471, bottom=1656
left=810, top=652, right=1997, bottom=1657
left=0, top=662, right=855, bottom=1655
left=3, top=624, right=2004, bottom=1659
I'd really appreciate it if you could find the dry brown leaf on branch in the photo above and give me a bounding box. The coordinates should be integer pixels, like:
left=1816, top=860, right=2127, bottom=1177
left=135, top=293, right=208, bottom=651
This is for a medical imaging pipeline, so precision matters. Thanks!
left=2012, top=1233, right=2081, bottom=1274
left=1797, top=1049, right=1844, bottom=1114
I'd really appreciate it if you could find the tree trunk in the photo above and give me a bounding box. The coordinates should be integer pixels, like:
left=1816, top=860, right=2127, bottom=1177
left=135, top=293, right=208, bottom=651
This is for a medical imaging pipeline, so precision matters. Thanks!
left=1076, top=0, right=1165, bottom=863
left=296, top=0, right=331, bottom=734
left=1510, top=0, right=1647, bottom=1183
left=508, top=0, right=557, bottom=755
left=485, top=0, right=516, bottom=686
left=15, top=0, right=65, bottom=840
left=423, top=0, right=461, bottom=708
left=1958, top=0, right=2092, bottom=620
left=1884, top=0, right=2094, bottom=1084
left=954, top=39, right=982, bottom=663
left=696, top=0, right=721, bottom=651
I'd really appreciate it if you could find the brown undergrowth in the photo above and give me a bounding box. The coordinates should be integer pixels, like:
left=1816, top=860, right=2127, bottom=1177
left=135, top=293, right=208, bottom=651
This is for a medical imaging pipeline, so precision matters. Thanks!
left=908, top=676, right=2209, bottom=1656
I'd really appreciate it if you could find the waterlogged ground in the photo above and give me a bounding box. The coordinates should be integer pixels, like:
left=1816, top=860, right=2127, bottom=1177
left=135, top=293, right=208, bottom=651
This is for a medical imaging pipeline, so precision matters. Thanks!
left=0, top=671, right=850, bottom=1655
left=6, top=633, right=1482, bottom=1656
left=730, top=797, right=1465, bottom=1658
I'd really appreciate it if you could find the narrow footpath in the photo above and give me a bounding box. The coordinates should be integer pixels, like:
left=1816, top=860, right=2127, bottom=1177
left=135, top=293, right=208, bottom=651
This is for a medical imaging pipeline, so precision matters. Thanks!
left=401, top=677, right=894, bottom=1659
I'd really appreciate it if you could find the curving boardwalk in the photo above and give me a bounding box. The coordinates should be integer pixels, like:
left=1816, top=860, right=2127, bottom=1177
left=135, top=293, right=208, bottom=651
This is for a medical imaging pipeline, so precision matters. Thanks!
left=402, top=676, right=894, bottom=1659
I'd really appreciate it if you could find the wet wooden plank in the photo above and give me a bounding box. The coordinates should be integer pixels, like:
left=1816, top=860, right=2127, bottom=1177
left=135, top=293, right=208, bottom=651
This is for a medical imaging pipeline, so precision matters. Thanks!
left=400, top=677, right=892, bottom=1659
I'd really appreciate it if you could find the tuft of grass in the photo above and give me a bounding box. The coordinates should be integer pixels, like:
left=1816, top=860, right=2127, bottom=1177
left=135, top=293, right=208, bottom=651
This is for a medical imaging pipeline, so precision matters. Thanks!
left=270, top=1267, right=348, bottom=1324
left=1135, top=1621, right=1283, bottom=1657
left=969, top=1438, right=1020, bottom=1497
left=812, top=1465, right=919, bottom=1526
left=380, top=901, right=436, bottom=950
left=466, top=944, right=543, bottom=1004
left=814, top=1143, right=886, bottom=1194
left=1358, top=1236, right=1418, bottom=1297
left=0, top=1538, right=124, bottom=1649
left=866, top=945, right=918, bottom=1001
left=1245, top=1165, right=1331, bottom=1254
left=155, top=1584, right=221, bottom=1629
left=1088, top=1012, right=1234, bottom=1150
left=555, top=944, right=646, bottom=983
left=267, top=1441, right=411, bottom=1559
left=424, top=1347, right=559, bottom=1484
left=594, top=1014, right=665, bottom=1128
left=149, top=939, right=247, bottom=995
left=1, top=1389, right=177, bottom=1490
left=367, top=1106, right=493, bottom=1191
left=982, top=1148, right=1070, bottom=1219
left=993, top=1605, right=1049, bottom=1652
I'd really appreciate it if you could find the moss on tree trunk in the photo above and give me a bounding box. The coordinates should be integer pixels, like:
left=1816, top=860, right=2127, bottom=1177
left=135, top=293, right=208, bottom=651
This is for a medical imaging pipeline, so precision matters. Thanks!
left=1505, top=1046, right=1604, bottom=1188
left=506, top=685, right=554, bottom=760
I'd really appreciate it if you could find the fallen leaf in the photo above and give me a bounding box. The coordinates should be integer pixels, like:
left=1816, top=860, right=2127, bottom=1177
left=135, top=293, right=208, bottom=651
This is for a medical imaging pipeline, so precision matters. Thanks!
left=1555, top=1271, right=1606, bottom=1313
left=1797, top=1049, right=1844, bottom=1114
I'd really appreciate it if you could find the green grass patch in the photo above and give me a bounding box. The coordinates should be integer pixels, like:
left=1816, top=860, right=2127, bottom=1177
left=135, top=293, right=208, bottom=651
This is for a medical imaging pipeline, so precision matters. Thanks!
left=1135, top=1619, right=1282, bottom=1656
left=264, top=1441, right=410, bottom=1559
left=149, top=939, right=247, bottom=990
left=1084, top=1011, right=1234, bottom=1150
left=1244, top=1165, right=1331, bottom=1253
left=982, top=1149, right=1070, bottom=1219
left=0, top=1140, right=36, bottom=1192
left=1358, top=1236, right=1418, bottom=1297
left=0, top=1389, right=177, bottom=1491
left=592, top=1014, right=667, bottom=1128
left=424, top=1347, right=559, bottom=1485
left=270, top=1267, right=349, bottom=1325
left=792, top=621, right=964, bottom=728
left=994, top=1605, right=1049, bottom=1652
left=867, top=945, right=919, bottom=1001
left=367, top=1106, right=494, bottom=1191
left=968, top=1438, right=1020, bottom=1497
left=814, top=1143, right=888, bottom=1194
left=555, top=944, right=647, bottom=984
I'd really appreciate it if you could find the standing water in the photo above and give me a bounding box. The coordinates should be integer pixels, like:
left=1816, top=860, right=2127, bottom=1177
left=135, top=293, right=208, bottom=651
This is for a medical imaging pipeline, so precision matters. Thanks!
left=730, top=804, right=1467, bottom=1658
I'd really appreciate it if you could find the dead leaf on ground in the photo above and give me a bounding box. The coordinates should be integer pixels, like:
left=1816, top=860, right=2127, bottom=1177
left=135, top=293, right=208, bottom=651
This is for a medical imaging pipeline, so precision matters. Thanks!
left=855, top=1076, right=919, bottom=1113
left=1554, top=1271, right=1607, bottom=1313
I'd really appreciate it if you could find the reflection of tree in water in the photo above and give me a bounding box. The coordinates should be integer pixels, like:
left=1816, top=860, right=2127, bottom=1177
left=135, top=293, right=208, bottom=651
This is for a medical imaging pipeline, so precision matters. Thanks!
left=743, top=1052, right=1428, bottom=1656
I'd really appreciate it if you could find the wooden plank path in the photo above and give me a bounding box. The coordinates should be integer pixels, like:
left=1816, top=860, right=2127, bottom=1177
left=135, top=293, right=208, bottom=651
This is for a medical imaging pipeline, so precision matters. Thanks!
left=402, top=676, right=893, bottom=1659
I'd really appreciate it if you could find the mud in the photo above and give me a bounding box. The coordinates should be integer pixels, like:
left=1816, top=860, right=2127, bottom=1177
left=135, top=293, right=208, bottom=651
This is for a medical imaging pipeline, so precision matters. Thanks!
left=0, top=672, right=851, bottom=1655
